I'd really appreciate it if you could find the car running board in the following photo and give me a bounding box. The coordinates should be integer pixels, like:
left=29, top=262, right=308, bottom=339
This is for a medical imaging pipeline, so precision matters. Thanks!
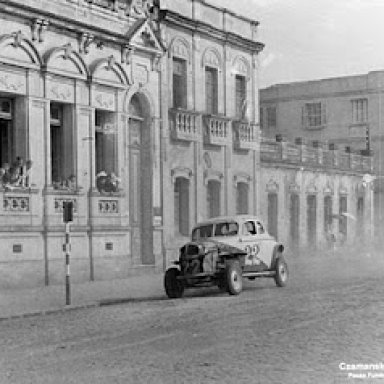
left=242, top=271, right=276, bottom=278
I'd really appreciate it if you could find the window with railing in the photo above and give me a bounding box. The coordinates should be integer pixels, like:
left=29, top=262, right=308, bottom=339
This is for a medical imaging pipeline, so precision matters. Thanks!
left=351, top=98, right=368, bottom=124
left=173, top=57, right=187, bottom=109
left=205, top=66, right=218, bottom=115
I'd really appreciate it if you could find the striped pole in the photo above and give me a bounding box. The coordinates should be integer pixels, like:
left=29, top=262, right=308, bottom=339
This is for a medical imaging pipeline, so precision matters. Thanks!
left=65, top=222, right=71, bottom=305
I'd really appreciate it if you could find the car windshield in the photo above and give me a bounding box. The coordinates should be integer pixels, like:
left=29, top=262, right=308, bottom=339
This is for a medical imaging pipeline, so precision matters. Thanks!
left=192, top=225, right=213, bottom=240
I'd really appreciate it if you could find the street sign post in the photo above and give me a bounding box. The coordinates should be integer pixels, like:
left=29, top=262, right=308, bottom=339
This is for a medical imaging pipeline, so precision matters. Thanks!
left=63, top=201, right=73, bottom=305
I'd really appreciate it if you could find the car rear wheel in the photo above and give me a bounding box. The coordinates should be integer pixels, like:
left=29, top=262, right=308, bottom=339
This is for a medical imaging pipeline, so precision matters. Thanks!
left=274, top=257, right=288, bottom=287
left=226, top=260, right=243, bottom=295
left=164, top=268, right=184, bottom=298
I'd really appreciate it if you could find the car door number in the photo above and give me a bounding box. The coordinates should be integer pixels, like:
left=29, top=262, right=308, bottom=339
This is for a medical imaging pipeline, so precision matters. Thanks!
left=244, top=244, right=261, bottom=265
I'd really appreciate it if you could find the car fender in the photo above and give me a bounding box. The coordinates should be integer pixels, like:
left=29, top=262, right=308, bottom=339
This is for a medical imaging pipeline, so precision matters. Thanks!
left=270, top=243, right=285, bottom=270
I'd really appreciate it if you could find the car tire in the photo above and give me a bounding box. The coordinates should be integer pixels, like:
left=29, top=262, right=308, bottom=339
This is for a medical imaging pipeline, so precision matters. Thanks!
left=274, top=257, right=288, bottom=287
left=225, top=260, right=243, bottom=295
left=164, top=268, right=184, bottom=298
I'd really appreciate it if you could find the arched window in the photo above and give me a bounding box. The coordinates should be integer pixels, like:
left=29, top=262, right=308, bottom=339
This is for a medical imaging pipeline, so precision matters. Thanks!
left=205, top=67, right=218, bottom=114
left=172, top=58, right=187, bottom=109
left=268, top=193, right=278, bottom=239
left=324, top=196, right=333, bottom=232
left=174, top=177, right=190, bottom=236
left=207, top=180, right=221, bottom=218
left=307, top=195, right=317, bottom=245
left=339, top=196, right=348, bottom=236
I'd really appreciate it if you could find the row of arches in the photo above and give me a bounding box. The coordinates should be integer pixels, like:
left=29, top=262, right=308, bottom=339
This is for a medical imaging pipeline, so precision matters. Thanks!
left=169, top=35, right=253, bottom=79
left=0, top=32, right=130, bottom=86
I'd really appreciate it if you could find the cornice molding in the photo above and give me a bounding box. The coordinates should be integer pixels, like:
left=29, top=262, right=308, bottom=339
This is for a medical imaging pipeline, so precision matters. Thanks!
left=160, top=10, right=264, bottom=54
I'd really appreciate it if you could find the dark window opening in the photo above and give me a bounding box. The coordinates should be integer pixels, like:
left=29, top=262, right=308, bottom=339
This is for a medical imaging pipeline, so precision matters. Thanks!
left=173, top=58, right=187, bottom=109
left=174, top=177, right=190, bottom=236
left=207, top=180, right=220, bottom=218
left=235, top=75, right=246, bottom=119
left=205, top=67, right=218, bottom=115
left=236, top=182, right=249, bottom=215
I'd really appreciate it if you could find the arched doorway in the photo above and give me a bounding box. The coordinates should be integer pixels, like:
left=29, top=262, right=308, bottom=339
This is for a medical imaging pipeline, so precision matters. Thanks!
left=128, top=94, right=154, bottom=265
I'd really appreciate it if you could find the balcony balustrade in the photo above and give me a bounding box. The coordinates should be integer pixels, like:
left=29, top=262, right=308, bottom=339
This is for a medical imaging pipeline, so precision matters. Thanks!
left=203, top=115, right=230, bottom=146
left=260, top=136, right=373, bottom=173
left=233, top=121, right=259, bottom=150
left=169, top=109, right=200, bottom=142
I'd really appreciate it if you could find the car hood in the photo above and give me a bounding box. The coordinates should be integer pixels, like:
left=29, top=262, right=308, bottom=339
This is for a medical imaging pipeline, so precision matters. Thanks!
left=185, top=239, right=247, bottom=256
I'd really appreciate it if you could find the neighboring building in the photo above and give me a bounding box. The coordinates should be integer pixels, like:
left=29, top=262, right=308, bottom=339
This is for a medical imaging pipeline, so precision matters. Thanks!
left=0, top=0, right=373, bottom=289
left=158, top=0, right=264, bottom=263
left=260, top=72, right=384, bottom=241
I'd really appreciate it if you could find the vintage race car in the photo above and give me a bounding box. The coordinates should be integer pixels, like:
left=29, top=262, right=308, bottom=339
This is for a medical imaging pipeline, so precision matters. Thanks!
left=164, top=215, right=288, bottom=298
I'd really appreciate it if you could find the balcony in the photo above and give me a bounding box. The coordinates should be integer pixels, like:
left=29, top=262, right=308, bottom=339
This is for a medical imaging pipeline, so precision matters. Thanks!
left=0, top=187, right=42, bottom=227
left=260, top=136, right=373, bottom=173
left=169, top=109, right=200, bottom=142
left=203, top=115, right=230, bottom=146
left=233, top=121, right=259, bottom=150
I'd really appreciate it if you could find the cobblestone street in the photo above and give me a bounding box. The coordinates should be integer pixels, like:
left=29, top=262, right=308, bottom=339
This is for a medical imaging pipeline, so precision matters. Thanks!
left=1, top=248, right=384, bottom=384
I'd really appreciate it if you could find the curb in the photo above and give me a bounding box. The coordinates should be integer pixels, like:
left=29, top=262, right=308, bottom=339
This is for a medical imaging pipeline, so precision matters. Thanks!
left=99, top=295, right=166, bottom=306
left=0, top=303, right=100, bottom=322
left=0, top=295, right=167, bottom=321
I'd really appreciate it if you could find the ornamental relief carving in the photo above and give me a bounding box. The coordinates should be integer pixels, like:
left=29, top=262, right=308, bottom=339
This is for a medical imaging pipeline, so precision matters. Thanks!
left=3, top=196, right=30, bottom=212
left=171, top=40, right=190, bottom=61
left=99, top=200, right=119, bottom=214
left=202, top=48, right=222, bottom=69
left=133, top=63, right=148, bottom=85
left=0, top=74, right=25, bottom=94
left=48, top=83, right=74, bottom=102
left=126, top=0, right=153, bottom=17
left=31, top=19, right=49, bottom=43
left=93, top=92, right=115, bottom=111
left=233, top=57, right=250, bottom=79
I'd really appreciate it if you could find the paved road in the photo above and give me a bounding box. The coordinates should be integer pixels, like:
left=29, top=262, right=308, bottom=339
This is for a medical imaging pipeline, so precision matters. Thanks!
left=1, top=249, right=384, bottom=384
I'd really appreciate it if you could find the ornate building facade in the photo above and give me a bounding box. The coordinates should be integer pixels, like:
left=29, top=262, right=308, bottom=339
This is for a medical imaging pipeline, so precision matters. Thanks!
left=0, top=0, right=373, bottom=289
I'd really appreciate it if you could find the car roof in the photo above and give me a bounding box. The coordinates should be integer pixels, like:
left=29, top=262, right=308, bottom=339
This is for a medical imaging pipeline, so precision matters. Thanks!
left=193, top=215, right=264, bottom=229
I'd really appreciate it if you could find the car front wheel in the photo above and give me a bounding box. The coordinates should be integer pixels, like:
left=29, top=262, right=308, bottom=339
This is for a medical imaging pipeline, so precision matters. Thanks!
left=225, top=260, right=243, bottom=295
left=164, top=268, right=184, bottom=298
left=274, top=257, right=288, bottom=287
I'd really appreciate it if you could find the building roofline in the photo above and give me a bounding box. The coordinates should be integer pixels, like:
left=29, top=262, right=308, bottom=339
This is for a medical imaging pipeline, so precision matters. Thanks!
left=261, top=69, right=384, bottom=91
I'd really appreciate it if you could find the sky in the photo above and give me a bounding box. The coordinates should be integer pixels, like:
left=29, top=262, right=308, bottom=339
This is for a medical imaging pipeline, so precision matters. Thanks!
left=209, top=0, right=384, bottom=88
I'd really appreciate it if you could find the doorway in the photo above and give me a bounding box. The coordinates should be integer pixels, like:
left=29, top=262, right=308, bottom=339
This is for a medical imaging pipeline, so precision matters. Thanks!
left=289, top=194, right=300, bottom=247
left=128, top=94, right=154, bottom=265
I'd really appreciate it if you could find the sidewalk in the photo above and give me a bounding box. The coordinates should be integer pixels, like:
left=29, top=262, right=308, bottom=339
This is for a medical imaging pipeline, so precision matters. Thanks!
left=0, top=273, right=165, bottom=321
